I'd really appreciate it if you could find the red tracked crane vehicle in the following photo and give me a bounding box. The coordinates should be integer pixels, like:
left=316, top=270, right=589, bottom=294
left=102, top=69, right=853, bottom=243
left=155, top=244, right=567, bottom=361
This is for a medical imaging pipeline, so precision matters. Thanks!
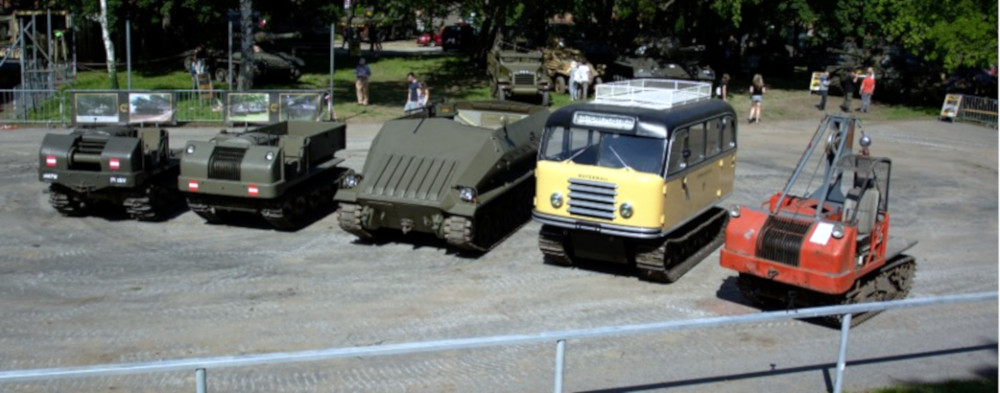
left=720, top=115, right=916, bottom=326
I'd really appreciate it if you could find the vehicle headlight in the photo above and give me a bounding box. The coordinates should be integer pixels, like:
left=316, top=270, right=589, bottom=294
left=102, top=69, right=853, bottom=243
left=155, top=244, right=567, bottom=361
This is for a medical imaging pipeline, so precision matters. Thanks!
left=619, top=202, right=634, bottom=219
left=831, top=224, right=845, bottom=239
left=342, top=173, right=361, bottom=189
left=265, top=151, right=275, bottom=161
left=729, top=205, right=741, bottom=218
left=550, top=192, right=563, bottom=208
left=458, top=187, right=477, bottom=203
left=186, top=145, right=195, bottom=154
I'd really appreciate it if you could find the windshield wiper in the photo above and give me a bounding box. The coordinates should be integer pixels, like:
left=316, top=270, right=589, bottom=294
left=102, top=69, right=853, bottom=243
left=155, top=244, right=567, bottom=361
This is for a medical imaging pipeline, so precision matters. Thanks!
left=608, top=145, right=633, bottom=171
left=563, top=145, right=590, bottom=163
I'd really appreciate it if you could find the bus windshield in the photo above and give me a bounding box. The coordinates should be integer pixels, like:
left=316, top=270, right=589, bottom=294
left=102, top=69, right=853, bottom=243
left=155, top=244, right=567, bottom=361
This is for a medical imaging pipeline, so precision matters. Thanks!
left=540, top=127, right=667, bottom=175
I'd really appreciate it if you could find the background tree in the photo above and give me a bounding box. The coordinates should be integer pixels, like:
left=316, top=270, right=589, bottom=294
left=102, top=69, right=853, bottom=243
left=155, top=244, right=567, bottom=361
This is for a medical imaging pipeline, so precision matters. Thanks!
left=237, top=0, right=253, bottom=91
left=98, top=0, right=118, bottom=89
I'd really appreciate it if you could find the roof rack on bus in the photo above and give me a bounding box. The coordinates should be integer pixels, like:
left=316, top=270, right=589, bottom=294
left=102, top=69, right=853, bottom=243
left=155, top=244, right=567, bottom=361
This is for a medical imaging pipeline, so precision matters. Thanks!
left=592, top=79, right=712, bottom=110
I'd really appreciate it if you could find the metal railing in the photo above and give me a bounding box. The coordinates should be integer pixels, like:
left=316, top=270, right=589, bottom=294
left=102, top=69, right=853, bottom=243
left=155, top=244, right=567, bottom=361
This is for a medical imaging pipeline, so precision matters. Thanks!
left=941, top=94, right=999, bottom=128
left=0, top=291, right=993, bottom=393
left=0, top=89, right=328, bottom=125
left=594, top=79, right=711, bottom=109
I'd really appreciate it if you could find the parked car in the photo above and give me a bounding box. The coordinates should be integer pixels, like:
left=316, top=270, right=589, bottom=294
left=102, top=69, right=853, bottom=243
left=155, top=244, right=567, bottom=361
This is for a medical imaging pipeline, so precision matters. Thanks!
left=416, top=28, right=442, bottom=47
left=441, top=24, right=474, bottom=52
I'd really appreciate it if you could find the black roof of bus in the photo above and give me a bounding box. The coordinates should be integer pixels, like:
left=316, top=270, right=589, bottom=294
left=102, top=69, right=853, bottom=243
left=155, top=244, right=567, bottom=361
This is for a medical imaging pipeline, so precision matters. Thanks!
left=545, top=99, right=736, bottom=139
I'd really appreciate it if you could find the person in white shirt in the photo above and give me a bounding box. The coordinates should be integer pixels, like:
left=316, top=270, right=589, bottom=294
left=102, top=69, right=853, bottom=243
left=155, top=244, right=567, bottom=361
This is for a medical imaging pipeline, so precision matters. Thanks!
left=568, top=61, right=579, bottom=101
left=575, top=62, right=592, bottom=100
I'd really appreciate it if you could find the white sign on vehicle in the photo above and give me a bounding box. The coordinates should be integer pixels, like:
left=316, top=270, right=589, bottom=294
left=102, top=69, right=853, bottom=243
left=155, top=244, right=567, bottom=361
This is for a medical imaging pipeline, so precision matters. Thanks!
left=809, top=222, right=834, bottom=246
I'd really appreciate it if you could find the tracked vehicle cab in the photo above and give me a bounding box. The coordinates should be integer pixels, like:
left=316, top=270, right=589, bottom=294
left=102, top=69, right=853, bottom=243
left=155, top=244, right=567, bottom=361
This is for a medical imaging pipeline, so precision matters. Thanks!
left=533, top=79, right=738, bottom=282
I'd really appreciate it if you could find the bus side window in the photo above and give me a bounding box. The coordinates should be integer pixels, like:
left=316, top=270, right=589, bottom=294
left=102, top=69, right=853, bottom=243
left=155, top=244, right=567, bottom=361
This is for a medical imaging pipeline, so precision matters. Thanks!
left=668, top=129, right=688, bottom=174
left=722, top=116, right=736, bottom=150
left=706, top=119, right=722, bottom=156
left=688, top=123, right=706, bottom=164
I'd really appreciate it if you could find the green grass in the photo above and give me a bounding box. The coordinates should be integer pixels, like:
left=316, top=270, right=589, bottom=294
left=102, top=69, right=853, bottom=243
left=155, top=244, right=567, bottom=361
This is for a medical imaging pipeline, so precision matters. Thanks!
left=66, top=54, right=939, bottom=124
left=866, top=376, right=997, bottom=393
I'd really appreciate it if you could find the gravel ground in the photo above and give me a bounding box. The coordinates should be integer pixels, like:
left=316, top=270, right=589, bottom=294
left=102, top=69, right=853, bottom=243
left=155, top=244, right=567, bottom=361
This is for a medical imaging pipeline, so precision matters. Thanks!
left=0, top=117, right=995, bottom=392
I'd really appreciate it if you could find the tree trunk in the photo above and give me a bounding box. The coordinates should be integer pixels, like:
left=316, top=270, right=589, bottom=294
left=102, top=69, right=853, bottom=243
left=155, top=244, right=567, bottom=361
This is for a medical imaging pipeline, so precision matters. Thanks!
left=237, top=0, right=254, bottom=91
left=99, top=0, right=118, bottom=89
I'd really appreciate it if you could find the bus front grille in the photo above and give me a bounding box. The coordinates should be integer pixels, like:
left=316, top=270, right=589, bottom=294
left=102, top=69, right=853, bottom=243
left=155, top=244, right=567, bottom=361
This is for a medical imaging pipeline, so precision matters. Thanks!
left=567, top=178, right=617, bottom=220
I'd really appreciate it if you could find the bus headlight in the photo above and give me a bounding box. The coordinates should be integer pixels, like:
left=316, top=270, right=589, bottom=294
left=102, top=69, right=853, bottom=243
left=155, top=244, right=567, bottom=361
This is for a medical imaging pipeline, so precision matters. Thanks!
left=458, top=187, right=477, bottom=203
left=831, top=224, right=845, bottom=239
left=550, top=192, right=563, bottom=208
left=619, top=202, right=634, bottom=219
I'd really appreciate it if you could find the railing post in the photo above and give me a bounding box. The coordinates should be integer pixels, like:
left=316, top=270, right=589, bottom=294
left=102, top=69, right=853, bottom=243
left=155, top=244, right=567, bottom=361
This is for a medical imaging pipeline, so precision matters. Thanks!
left=553, top=339, right=565, bottom=393
left=833, top=313, right=852, bottom=393
left=195, top=368, right=206, bottom=393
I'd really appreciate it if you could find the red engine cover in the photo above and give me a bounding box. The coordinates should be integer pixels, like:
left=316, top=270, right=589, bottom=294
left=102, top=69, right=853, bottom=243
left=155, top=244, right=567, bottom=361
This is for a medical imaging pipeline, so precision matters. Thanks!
left=720, top=206, right=860, bottom=295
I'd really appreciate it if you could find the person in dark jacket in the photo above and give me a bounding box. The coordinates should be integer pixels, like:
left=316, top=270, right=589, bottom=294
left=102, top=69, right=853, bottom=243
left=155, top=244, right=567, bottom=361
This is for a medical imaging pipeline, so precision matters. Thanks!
left=840, top=70, right=857, bottom=112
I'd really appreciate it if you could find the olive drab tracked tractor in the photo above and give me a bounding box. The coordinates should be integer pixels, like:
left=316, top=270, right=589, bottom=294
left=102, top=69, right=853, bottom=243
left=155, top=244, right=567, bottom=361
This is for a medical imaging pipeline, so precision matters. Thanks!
left=335, top=101, right=550, bottom=251
left=179, top=121, right=347, bottom=230
left=720, top=115, right=916, bottom=326
left=533, top=79, right=737, bottom=282
left=38, top=126, right=183, bottom=221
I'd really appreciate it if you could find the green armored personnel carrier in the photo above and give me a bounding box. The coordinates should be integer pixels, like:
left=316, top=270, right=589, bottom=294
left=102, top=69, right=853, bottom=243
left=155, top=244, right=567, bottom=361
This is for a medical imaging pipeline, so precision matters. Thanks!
left=38, top=126, right=182, bottom=221
left=335, top=101, right=549, bottom=251
left=488, top=41, right=552, bottom=106
left=179, top=121, right=347, bottom=230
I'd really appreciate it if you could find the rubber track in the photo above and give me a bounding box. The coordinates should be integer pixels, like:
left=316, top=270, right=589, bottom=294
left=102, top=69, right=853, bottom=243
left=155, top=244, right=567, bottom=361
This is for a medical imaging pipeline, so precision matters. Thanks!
left=827, top=254, right=917, bottom=327
left=336, top=203, right=373, bottom=239
left=261, top=169, right=345, bottom=231
left=48, top=185, right=87, bottom=216
left=443, top=178, right=535, bottom=252
left=736, top=255, right=917, bottom=327
left=123, top=177, right=183, bottom=221
left=538, top=225, right=572, bottom=266
left=634, top=207, right=729, bottom=283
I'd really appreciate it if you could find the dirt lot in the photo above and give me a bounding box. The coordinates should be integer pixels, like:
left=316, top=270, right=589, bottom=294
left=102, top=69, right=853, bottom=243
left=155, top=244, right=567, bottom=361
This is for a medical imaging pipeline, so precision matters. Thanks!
left=0, top=117, right=996, bottom=392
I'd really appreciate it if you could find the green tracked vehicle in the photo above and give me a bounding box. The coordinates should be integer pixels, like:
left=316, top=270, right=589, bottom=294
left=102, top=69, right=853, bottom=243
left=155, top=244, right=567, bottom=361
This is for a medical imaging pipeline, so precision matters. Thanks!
left=335, top=101, right=549, bottom=251
left=179, top=121, right=347, bottom=230
left=38, top=125, right=183, bottom=221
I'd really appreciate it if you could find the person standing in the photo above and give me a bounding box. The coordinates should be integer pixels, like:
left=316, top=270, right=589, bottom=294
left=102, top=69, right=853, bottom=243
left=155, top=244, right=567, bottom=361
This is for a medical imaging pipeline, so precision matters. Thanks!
left=354, top=58, right=371, bottom=106
left=840, top=70, right=857, bottom=112
left=404, top=73, right=421, bottom=113
left=748, top=74, right=765, bottom=123
left=576, top=62, right=592, bottom=100
left=418, top=82, right=430, bottom=108
left=816, top=72, right=830, bottom=110
left=568, top=61, right=579, bottom=100
left=858, top=67, right=876, bottom=113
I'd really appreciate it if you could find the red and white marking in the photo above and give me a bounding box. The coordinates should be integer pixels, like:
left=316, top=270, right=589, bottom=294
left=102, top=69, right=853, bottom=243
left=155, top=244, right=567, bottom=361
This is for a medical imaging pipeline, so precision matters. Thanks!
left=109, top=158, right=120, bottom=170
left=248, top=185, right=259, bottom=197
left=188, top=180, right=199, bottom=191
left=45, top=155, right=57, bottom=167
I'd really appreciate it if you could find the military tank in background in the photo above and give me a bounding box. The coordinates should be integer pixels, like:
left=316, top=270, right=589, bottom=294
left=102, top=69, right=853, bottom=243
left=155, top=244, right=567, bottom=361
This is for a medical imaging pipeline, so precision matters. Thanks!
left=184, top=32, right=305, bottom=85
left=335, top=100, right=550, bottom=252
left=38, top=126, right=183, bottom=221
left=179, top=121, right=347, bottom=230
left=605, top=37, right=715, bottom=83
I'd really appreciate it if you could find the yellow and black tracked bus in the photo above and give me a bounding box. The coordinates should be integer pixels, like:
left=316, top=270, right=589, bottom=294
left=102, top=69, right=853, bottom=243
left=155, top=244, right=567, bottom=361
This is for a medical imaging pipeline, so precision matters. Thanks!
left=532, top=79, right=737, bottom=282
